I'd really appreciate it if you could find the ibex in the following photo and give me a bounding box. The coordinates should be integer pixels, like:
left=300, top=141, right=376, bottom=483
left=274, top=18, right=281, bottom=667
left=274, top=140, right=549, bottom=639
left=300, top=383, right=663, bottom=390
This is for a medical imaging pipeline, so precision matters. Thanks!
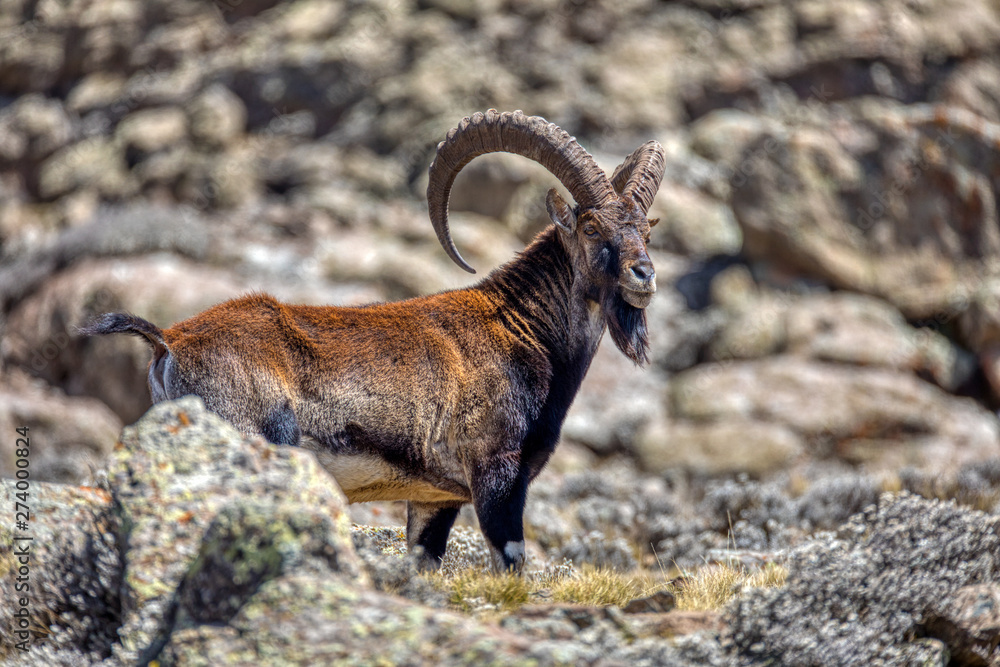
left=82, top=110, right=665, bottom=573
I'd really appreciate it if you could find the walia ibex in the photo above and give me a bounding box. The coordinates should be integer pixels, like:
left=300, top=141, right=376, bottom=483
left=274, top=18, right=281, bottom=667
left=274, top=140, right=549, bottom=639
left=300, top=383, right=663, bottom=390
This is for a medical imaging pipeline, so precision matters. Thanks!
left=82, top=110, right=666, bottom=573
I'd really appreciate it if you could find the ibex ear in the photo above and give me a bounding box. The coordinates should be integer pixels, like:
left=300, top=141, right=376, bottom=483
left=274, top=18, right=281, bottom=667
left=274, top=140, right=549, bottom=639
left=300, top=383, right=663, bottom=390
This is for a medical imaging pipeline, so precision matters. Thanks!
left=647, top=217, right=660, bottom=228
left=546, top=189, right=576, bottom=235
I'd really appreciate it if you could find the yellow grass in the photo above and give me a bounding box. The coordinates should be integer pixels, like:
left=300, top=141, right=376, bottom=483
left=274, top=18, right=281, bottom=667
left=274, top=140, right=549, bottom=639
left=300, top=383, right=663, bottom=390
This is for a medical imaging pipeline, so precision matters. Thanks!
left=431, top=562, right=786, bottom=614
left=670, top=563, right=787, bottom=611
left=437, top=569, right=533, bottom=613
left=550, top=565, right=659, bottom=607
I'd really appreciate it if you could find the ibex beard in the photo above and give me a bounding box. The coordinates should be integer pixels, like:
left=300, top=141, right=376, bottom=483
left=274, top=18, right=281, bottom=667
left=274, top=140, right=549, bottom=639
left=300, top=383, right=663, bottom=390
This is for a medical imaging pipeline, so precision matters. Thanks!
left=81, top=109, right=666, bottom=574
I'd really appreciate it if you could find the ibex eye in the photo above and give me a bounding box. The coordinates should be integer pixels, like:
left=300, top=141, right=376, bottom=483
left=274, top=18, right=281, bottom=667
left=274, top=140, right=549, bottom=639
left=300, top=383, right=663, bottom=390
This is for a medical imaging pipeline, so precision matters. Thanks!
left=584, top=226, right=599, bottom=237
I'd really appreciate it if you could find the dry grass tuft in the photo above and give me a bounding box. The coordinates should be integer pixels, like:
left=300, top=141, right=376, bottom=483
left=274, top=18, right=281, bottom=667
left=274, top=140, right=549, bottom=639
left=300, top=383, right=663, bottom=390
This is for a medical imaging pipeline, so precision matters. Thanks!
left=437, top=569, right=533, bottom=612
left=428, top=558, right=787, bottom=615
left=670, top=563, right=787, bottom=611
left=431, top=563, right=666, bottom=613
left=551, top=565, right=659, bottom=607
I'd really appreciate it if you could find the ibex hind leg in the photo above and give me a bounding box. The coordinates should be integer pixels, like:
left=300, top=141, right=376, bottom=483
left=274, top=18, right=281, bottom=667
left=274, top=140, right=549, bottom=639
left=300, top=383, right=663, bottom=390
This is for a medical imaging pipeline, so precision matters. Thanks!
left=406, top=501, right=461, bottom=571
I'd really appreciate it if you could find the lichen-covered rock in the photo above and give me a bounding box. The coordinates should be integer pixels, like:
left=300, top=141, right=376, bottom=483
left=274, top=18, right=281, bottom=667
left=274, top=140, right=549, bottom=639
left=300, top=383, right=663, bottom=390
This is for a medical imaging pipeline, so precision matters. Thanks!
left=924, top=584, right=1000, bottom=666
left=726, top=492, right=1000, bottom=665
left=106, top=396, right=364, bottom=664
left=0, top=482, right=121, bottom=664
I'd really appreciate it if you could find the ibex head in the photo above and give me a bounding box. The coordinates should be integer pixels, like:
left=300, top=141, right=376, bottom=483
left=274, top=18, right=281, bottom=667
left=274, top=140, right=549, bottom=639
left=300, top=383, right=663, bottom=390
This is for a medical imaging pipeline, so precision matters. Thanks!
left=427, top=109, right=666, bottom=364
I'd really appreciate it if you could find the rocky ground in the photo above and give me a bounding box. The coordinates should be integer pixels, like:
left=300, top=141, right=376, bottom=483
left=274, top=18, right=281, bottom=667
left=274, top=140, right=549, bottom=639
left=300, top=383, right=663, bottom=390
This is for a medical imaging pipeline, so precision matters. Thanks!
left=2, top=398, right=998, bottom=666
left=2, top=0, right=1000, bottom=664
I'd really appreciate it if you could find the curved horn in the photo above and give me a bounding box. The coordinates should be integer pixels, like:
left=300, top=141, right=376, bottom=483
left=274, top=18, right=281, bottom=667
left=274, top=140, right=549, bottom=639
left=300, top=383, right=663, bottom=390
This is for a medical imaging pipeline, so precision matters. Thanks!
left=610, top=140, right=666, bottom=214
left=428, top=109, right=615, bottom=273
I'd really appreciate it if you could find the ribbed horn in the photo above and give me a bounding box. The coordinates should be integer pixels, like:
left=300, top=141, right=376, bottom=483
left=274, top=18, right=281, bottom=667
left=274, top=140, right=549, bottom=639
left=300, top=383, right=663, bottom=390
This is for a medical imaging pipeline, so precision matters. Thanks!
left=610, top=140, right=666, bottom=214
left=428, top=109, right=615, bottom=273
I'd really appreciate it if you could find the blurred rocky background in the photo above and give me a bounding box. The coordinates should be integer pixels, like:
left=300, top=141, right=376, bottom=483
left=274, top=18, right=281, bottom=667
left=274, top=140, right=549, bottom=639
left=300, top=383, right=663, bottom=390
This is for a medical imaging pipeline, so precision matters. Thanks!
left=2, top=0, right=1000, bottom=663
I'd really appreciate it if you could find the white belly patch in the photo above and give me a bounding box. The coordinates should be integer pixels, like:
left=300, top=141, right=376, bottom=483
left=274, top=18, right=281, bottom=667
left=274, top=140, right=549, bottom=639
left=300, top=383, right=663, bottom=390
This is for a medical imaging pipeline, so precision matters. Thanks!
left=300, top=438, right=468, bottom=504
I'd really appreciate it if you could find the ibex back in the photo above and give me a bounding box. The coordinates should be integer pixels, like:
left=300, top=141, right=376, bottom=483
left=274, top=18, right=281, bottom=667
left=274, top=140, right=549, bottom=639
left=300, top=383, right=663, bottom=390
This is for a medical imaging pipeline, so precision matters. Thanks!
left=82, top=110, right=666, bottom=573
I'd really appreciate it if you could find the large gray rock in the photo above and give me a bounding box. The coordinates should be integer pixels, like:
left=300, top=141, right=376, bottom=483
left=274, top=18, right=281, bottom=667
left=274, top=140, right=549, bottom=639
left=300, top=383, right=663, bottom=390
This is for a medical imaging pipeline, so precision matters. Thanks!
left=707, top=266, right=977, bottom=393
left=0, top=369, right=121, bottom=483
left=726, top=493, right=1000, bottom=665
left=635, top=418, right=804, bottom=477
left=671, top=356, right=1000, bottom=471
left=0, top=482, right=121, bottom=663
left=730, top=101, right=1000, bottom=323
left=105, top=397, right=366, bottom=664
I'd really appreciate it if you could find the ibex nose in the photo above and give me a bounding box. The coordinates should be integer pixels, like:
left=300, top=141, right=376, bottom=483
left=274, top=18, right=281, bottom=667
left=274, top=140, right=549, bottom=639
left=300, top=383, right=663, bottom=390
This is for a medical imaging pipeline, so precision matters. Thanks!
left=630, top=259, right=655, bottom=284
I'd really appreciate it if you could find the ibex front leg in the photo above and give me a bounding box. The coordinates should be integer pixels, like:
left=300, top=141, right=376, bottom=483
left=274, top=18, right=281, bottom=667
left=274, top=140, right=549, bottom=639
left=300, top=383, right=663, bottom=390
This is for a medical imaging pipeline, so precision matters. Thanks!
left=469, top=451, right=529, bottom=573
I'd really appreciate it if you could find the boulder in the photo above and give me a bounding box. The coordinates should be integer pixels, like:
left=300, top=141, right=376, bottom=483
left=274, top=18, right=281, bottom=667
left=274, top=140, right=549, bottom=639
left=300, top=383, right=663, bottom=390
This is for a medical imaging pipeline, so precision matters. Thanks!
left=646, top=182, right=742, bottom=258
left=185, top=84, right=247, bottom=149
left=730, top=101, right=1000, bottom=323
left=37, top=136, right=134, bottom=201
left=103, top=397, right=363, bottom=663
left=671, top=356, right=1000, bottom=471
left=783, top=292, right=976, bottom=393
left=114, top=107, right=188, bottom=155
left=0, top=369, right=121, bottom=483
left=0, top=94, right=74, bottom=167
left=707, top=268, right=978, bottom=392
left=635, top=418, right=804, bottom=477
left=0, top=482, right=121, bottom=662
left=0, top=29, right=64, bottom=94
left=727, top=493, right=1000, bottom=665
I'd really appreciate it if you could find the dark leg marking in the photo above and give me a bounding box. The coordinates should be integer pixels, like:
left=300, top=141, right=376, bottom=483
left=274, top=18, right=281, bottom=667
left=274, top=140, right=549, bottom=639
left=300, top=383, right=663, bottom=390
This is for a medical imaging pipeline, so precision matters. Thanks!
left=407, top=501, right=461, bottom=571
left=261, top=401, right=301, bottom=447
left=470, top=454, right=529, bottom=573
